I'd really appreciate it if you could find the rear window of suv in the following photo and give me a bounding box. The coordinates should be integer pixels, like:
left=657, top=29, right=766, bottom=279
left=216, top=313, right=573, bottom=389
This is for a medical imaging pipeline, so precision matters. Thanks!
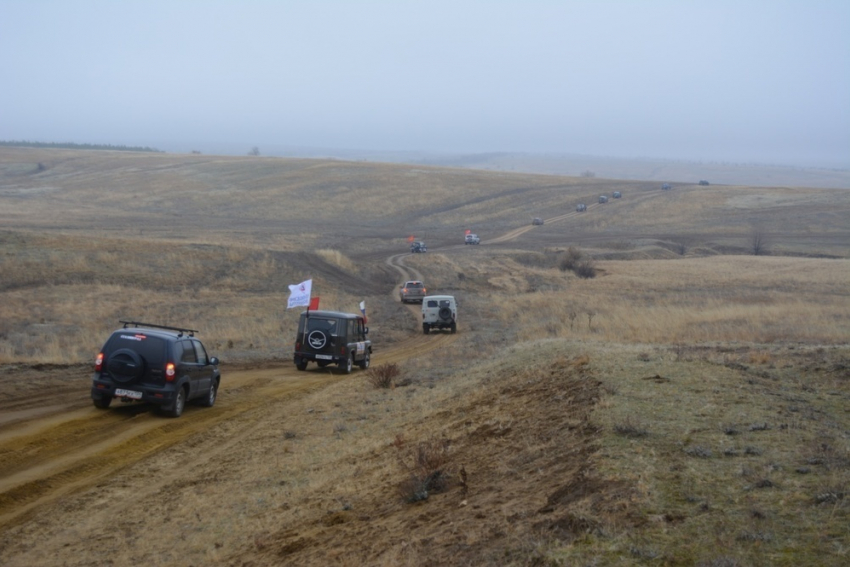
left=105, top=333, right=167, bottom=366
left=300, top=317, right=339, bottom=335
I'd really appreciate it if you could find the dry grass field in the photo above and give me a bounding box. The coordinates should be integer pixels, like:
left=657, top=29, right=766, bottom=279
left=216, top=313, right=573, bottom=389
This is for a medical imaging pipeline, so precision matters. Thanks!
left=0, top=147, right=848, bottom=566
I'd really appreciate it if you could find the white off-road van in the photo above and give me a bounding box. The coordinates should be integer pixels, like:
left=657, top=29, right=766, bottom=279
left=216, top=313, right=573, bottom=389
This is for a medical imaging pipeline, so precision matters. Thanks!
left=421, top=295, right=457, bottom=334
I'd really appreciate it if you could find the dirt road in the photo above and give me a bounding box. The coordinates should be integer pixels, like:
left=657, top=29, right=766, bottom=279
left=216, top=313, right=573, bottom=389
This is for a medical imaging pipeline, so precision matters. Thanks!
left=0, top=192, right=628, bottom=532
left=0, top=250, right=458, bottom=531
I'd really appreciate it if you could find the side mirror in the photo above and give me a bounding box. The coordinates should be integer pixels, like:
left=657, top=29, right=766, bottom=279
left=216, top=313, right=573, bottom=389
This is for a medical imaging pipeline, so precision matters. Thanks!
left=364, top=327, right=369, bottom=334
left=209, top=356, right=220, bottom=366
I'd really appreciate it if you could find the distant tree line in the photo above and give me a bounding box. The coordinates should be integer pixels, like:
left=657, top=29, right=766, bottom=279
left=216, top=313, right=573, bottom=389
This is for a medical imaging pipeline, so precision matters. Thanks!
left=0, top=140, right=162, bottom=153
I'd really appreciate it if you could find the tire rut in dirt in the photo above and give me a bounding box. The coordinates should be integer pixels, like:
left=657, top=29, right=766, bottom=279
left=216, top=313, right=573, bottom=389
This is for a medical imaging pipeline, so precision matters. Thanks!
left=0, top=368, right=339, bottom=530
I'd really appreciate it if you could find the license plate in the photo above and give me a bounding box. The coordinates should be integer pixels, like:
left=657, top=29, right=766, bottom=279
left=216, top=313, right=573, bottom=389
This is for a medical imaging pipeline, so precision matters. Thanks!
left=314, top=354, right=333, bottom=360
left=115, top=388, right=142, bottom=400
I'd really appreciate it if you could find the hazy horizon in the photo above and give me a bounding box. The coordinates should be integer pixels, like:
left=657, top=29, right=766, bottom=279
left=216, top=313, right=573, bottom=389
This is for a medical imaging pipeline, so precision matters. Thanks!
left=2, top=1, right=849, bottom=168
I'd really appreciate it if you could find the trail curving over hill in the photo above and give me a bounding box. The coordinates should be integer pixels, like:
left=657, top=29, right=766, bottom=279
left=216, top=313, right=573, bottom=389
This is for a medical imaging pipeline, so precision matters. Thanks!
left=0, top=184, right=679, bottom=530
left=2, top=184, right=670, bottom=529
left=0, top=249, right=458, bottom=530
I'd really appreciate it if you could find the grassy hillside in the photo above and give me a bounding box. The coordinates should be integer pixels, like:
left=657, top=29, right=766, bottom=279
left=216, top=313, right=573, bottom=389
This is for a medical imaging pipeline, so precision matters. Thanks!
left=0, top=147, right=848, bottom=565
left=3, top=147, right=849, bottom=256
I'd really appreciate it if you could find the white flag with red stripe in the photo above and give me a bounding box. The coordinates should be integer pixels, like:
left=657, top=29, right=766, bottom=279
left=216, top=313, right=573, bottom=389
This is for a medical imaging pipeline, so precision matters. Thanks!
left=287, top=279, right=312, bottom=309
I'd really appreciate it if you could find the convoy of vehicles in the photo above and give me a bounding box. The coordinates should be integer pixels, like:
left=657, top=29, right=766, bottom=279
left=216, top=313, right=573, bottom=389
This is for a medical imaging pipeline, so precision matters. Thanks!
left=90, top=184, right=648, bottom=401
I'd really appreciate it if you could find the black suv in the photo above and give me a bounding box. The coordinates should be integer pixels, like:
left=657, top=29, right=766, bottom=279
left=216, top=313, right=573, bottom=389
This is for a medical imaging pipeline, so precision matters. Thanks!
left=91, top=321, right=221, bottom=418
left=293, top=310, right=371, bottom=373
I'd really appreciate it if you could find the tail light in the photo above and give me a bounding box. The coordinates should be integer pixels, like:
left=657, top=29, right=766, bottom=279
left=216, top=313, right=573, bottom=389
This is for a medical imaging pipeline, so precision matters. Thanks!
left=95, top=352, right=104, bottom=372
left=423, top=288, right=427, bottom=293
left=296, top=341, right=302, bottom=350
left=340, top=346, right=346, bottom=355
left=402, top=287, right=408, bottom=293
left=165, top=362, right=176, bottom=381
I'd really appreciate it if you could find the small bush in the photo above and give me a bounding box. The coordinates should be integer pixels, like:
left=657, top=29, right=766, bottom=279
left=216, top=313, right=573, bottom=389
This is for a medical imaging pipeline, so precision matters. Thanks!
left=398, top=438, right=452, bottom=503
left=723, top=424, right=740, bottom=436
left=614, top=417, right=649, bottom=438
left=558, top=247, right=597, bottom=278
left=684, top=445, right=713, bottom=458
left=558, top=247, right=583, bottom=272
left=747, top=351, right=771, bottom=364
left=574, top=258, right=597, bottom=279
left=366, top=363, right=401, bottom=389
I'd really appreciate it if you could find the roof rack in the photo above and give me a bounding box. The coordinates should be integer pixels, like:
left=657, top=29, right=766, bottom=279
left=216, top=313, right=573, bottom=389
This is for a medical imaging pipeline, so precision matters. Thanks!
left=120, top=320, right=198, bottom=337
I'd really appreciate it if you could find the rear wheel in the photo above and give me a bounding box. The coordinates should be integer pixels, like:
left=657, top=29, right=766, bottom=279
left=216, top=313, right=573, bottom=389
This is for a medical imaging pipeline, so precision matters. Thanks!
left=340, top=354, right=353, bottom=374
left=423, top=323, right=430, bottom=335
left=295, top=358, right=308, bottom=371
left=93, top=396, right=112, bottom=409
left=450, top=322, right=457, bottom=334
left=163, top=387, right=186, bottom=418
left=198, top=380, right=217, bottom=407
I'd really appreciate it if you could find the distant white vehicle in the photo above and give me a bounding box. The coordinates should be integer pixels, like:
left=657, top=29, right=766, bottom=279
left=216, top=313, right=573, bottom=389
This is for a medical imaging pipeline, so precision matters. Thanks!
left=422, top=295, right=457, bottom=334
left=464, top=233, right=480, bottom=245
left=598, top=195, right=608, bottom=204
left=576, top=203, right=587, bottom=212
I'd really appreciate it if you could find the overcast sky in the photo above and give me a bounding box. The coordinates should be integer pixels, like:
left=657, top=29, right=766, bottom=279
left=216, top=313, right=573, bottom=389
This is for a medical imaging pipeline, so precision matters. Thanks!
left=2, top=0, right=849, bottom=167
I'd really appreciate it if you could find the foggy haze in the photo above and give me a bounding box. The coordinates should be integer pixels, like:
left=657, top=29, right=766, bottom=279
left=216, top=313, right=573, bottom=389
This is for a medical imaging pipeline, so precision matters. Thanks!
left=2, top=0, right=849, bottom=168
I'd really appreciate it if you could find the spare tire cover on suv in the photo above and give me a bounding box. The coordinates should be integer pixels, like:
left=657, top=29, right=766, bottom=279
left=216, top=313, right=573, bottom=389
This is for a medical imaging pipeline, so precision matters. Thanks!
left=438, top=307, right=453, bottom=320
left=307, top=329, right=330, bottom=350
left=107, top=348, right=145, bottom=383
